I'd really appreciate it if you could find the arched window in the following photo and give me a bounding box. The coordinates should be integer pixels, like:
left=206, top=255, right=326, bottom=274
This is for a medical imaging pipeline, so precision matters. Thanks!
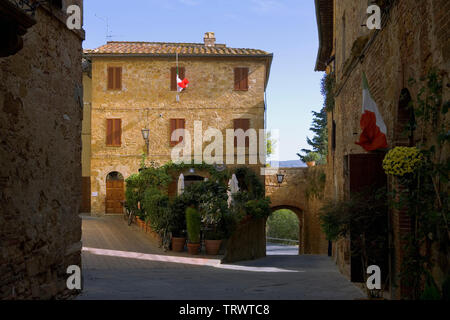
left=394, top=88, right=415, bottom=146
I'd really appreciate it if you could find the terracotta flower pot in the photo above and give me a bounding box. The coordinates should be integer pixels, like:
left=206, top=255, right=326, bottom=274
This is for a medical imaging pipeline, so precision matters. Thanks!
left=187, top=243, right=200, bottom=255
left=172, top=237, right=186, bottom=252
left=205, top=239, right=222, bottom=255
left=306, top=161, right=316, bottom=167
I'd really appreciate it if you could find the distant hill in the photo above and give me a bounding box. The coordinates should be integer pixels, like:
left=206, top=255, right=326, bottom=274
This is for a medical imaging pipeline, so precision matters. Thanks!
left=269, top=160, right=306, bottom=168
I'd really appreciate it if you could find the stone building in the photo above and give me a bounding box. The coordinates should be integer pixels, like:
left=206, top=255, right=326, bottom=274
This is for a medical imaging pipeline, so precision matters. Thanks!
left=83, top=33, right=273, bottom=215
left=315, top=0, right=449, bottom=299
left=0, top=0, right=84, bottom=299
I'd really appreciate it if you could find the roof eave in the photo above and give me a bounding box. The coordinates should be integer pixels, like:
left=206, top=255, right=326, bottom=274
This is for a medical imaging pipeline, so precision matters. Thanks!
left=314, top=0, right=333, bottom=72
left=83, top=52, right=272, bottom=58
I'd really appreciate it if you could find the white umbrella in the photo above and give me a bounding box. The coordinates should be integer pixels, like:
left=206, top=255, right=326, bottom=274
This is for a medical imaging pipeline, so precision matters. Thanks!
left=177, top=173, right=184, bottom=195
left=227, top=174, right=240, bottom=208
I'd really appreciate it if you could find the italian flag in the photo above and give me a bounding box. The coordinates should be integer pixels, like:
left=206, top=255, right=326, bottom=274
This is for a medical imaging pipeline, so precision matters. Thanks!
left=177, top=72, right=189, bottom=92
left=355, top=73, right=388, bottom=151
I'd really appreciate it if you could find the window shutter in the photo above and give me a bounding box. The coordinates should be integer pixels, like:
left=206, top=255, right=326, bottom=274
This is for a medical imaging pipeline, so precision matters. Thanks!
left=106, top=119, right=113, bottom=145
left=179, top=67, right=185, bottom=81
left=234, top=118, right=250, bottom=147
left=115, top=67, right=122, bottom=90
left=113, top=119, right=122, bottom=146
left=107, top=67, right=114, bottom=90
left=171, top=67, right=177, bottom=91
left=170, top=119, right=177, bottom=146
left=241, top=68, right=249, bottom=90
left=170, top=119, right=185, bottom=146
left=178, top=119, right=185, bottom=143
left=234, top=68, right=241, bottom=90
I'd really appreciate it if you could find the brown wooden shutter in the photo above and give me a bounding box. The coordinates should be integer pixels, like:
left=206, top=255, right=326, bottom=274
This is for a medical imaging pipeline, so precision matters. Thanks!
left=241, top=68, right=249, bottom=90
left=106, top=119, right=113, bottom=145
left=113, top=119, right=122, bottom=146
left=178, top=119, right=185, bottom=143
left=234, top=68, right=241, bottom=90
left=234, top=118, right=250, bottom=147
left=170, top=119, right=177, bottom=146
left=115, top=67, right=122, bottom=90
left=171, top=67, right=185, bottom=91
left=234, top=68, right=249, bottom=91
left=170, top=119, right=185, bottom=146
left=171, top=67, right=177, bottom=91
left=107, top=67, right=114, bottom=90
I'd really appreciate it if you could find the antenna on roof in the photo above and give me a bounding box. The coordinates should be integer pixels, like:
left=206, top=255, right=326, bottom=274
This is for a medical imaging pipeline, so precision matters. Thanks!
left=94, top=14, right=122, bottom=42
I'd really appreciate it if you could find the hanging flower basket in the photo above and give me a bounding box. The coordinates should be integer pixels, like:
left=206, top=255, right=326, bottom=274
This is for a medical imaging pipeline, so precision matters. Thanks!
left=382, top=147, right=424, bottom=177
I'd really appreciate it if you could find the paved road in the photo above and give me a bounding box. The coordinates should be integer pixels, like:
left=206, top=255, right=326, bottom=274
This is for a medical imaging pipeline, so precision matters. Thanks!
left=78, top=215, right=365, bottom=300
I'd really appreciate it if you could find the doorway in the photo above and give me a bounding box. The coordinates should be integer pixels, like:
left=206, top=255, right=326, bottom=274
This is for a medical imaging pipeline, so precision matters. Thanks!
left=106, top=171, right=124, bottom=214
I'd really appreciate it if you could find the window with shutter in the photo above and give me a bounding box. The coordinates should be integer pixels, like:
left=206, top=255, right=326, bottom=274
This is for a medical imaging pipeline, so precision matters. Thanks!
left=171, top=67, right=185, bottom=91
left=106, top=119, right=122, bottom=146
left=107, top=67, right=122, bottom=90
left=170, top=118, right=185, bottom=146
left=234, top=118, right=250, bottom=147
left=234, top=68, right=249, bottom=91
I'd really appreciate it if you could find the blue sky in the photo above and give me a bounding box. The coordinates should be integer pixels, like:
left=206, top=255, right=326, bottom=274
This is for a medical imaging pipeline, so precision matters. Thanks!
left=83, top=0, right=325, bottom=161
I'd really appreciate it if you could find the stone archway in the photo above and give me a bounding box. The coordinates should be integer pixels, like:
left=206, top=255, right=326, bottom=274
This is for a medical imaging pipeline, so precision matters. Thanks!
left=268, top=205, right=303, bottom=255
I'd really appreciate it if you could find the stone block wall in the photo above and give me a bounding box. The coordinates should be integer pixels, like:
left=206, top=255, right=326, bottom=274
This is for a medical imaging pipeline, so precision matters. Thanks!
left=88, top=56, right=267, bottom=214
left=0, top=4, right=84, bottom=299
left=328, top=0, right=449, bottom=297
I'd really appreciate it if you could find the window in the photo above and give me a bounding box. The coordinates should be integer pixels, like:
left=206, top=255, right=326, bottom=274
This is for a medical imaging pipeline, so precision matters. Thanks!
left=170, top=118, right=185, bottom=146
left=171, top=67, right=185, bottom=91
left=234, top=118, right=250, bottom=147
left=234, top=68, right=249, bottom=91
left=107, top=67, right=122, bottom=90
left=106, top=119, right=122, bottom=146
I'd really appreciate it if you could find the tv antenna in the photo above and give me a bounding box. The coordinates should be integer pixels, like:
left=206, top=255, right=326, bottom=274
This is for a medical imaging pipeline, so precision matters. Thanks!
left=95, top=14, right=123, bottom=42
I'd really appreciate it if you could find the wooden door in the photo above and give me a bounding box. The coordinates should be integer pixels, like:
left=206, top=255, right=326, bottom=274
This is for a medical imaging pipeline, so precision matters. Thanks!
left=106, top=179, right=124, bottom=214
left=347, top=153, right=388, bottom=283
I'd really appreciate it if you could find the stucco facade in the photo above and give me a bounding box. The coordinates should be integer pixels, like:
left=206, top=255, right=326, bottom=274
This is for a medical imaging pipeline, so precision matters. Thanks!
left=83, top=36, right=272, bottom=214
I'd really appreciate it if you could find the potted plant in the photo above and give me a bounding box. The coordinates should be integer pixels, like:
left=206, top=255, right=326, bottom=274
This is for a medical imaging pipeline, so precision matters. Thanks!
left=303, top=152, right=320, bottom=167
left=186, top=207, right=201, bottom=255
left=204, top=230, right=223, bottom=255
left=169, top=197, right=187, bottom=252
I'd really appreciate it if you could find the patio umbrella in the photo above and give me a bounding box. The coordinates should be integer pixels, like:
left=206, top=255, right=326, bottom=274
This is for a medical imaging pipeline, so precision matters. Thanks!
left=227, top=174, right=240, bottom=208
left=177, top=173, right=184, bottom=195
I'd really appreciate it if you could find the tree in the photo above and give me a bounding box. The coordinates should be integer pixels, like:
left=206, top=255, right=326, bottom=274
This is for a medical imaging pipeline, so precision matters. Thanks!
left=297, top=107, right=328, bottom=164
left=297, top=73, right=333, bottom=164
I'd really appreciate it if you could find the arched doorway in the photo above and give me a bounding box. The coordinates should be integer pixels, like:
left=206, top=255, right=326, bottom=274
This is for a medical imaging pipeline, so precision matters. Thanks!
left=105, top=171, right=124, bottom=214
left=267, top=206, right=302, bottom=255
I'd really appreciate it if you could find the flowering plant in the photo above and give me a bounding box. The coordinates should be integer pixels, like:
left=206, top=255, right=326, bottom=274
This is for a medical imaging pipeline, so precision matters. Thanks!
left=382, top=146, right=424, bottom=177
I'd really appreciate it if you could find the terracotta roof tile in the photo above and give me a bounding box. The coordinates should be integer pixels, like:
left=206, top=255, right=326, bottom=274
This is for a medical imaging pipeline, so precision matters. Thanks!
left=84, top=41, right=271, bottom=57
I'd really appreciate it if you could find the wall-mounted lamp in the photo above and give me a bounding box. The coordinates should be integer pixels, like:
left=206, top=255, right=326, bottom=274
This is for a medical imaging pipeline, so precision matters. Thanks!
left=276, top=173, right=285, bottom=186
left=141, top=128, right=150, bottom=154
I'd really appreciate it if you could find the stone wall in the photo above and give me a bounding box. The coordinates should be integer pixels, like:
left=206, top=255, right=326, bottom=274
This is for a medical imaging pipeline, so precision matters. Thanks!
left=328, top=0, right=449, bottom=297
left=0, top=4, right=84, bottom=299
left=265, top=167, right=328, bottom=255
left=87, top=56, right=267, bottom=214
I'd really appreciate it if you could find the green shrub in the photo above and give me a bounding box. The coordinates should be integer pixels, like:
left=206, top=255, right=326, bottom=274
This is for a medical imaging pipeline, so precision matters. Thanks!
left=186, top=207, right=201, bottom=243
left=244, top=198, right=271, bottom=219
left=266, top=209, right=299, bottom=242
left=302, top=152, right=321, bottom=163
left=142, top=187, right=170, bottom=233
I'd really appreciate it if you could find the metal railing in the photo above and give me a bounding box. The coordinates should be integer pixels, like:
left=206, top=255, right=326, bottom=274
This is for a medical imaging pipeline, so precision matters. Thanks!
left=266, top=237, right=299, bottom=244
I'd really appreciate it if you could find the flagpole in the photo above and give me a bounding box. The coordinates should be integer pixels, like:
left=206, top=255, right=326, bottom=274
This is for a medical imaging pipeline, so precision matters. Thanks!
left=176, top=52, right=180, bottom=102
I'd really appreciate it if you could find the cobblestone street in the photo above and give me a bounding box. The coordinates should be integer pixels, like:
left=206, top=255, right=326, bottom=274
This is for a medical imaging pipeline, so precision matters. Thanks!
left=78, top=215, right=365, bottom=300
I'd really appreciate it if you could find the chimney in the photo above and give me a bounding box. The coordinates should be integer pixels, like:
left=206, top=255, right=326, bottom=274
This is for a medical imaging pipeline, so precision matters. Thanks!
left=204, top=32, right=216, bottom=47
